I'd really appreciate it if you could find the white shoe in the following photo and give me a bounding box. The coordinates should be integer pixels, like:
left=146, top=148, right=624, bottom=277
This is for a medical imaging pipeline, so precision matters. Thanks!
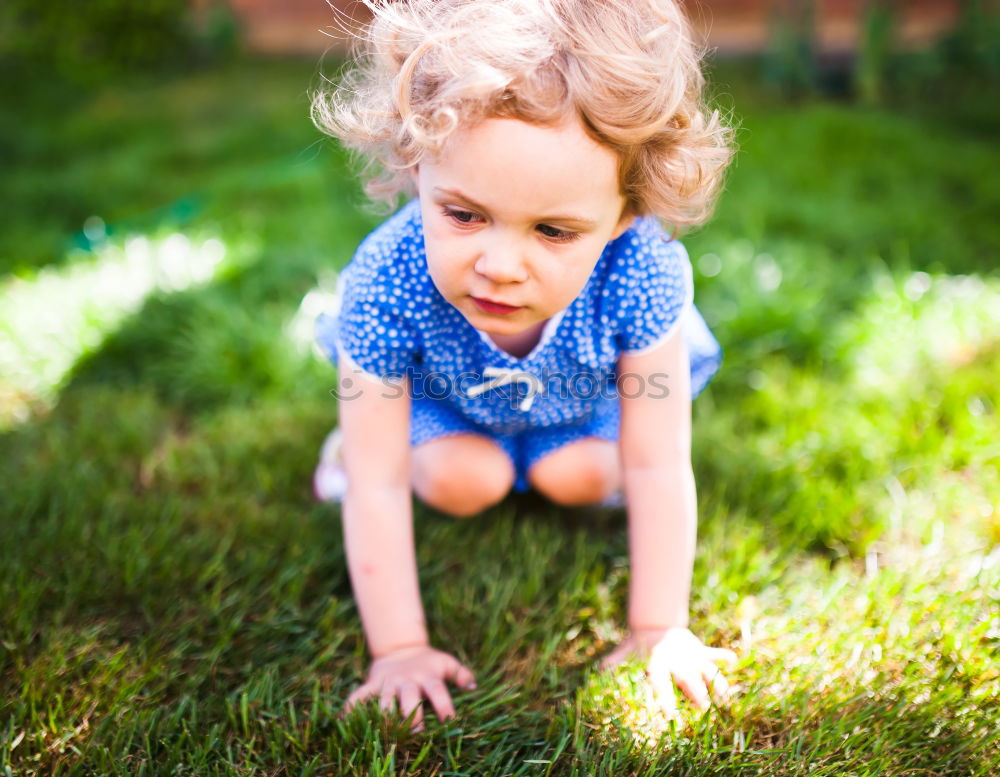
left=313, top=427, right=348, bottom=502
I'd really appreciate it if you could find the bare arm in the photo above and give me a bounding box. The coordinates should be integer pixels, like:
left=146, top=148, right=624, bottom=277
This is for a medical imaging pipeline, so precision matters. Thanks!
left=338, top=354, right=427, bottom=656
left=617, top=327, right=696, bottom=630
left=337, top=354, right=476, bottom=729
left=601, top=328, right=734, bottom=711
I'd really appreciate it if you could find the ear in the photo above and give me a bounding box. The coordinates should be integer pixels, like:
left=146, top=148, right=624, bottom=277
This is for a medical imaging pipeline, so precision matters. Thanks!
left=610, top=206, right=636, bottom=240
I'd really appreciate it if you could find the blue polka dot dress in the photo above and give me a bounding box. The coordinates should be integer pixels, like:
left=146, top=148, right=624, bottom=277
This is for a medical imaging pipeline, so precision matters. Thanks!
left=316, top=201, right=722, bottom=492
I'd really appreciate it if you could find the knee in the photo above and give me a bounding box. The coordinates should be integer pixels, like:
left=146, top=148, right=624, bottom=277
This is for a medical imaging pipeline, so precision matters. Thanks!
left=413, top=445, right=514, bottom=518
left=529, top=445, right=619, bottom=507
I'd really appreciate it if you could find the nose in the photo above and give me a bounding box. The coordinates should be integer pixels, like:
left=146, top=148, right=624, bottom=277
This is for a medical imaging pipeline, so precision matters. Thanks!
left=474, top=236, right=529, bottom=285
left=474, top=229, right=528, bottom=285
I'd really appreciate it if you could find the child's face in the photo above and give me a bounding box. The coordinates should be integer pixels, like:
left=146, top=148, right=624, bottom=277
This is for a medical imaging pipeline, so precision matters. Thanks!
left=414, top=115, right=634, bottom=337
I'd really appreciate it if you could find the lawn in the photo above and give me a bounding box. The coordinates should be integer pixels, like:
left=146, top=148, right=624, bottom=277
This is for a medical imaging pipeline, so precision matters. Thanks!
left=1, top=57, right=998, bottom=775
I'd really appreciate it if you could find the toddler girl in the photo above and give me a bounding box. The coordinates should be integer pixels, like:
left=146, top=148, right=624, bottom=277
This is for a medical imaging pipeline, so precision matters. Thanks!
left=311, top=0, right=737, bottom=732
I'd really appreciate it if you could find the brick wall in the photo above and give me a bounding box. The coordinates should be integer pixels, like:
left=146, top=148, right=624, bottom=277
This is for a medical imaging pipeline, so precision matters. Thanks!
left=222, top=0, right=961, bottom=55
left=226, top=0, right=370, bottom=54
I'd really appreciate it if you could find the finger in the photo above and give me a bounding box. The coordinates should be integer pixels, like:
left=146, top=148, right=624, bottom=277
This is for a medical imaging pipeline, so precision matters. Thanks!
left=706, top=647, right=738, bottom=665
left=343, top=682, right=376, bottom=714
left=645, top=670, right=678, bottom=717
left=444, top=657, right=477, bottom=690
left=422, top=678, right=456, bottom=722
left=397, top=682, right=425, bottom=732
left=702, top=662, right=731, bottom=704
left=379, top=682, right=397, bottom=714
left=671, top=671, right=711, bottom=711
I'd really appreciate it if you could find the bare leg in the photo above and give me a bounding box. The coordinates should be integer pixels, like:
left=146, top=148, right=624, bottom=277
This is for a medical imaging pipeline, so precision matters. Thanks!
left=528, top=437, right=620, bottom=506
left=411, top=434, right=516, bottom=518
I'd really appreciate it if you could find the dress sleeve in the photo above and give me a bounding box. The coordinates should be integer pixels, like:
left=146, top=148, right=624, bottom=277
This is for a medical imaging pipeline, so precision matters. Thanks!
left=315, top=260, right=421, bottom=382
left=614, top=221, right=694, bottom=355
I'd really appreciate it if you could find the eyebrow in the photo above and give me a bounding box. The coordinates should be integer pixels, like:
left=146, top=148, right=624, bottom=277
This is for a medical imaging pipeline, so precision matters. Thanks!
left=432, top=186, right=599, bottom=228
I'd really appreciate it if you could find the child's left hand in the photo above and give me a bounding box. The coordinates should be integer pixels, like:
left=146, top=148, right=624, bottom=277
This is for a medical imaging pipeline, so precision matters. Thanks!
left=599, top=627, right=737, bottom=715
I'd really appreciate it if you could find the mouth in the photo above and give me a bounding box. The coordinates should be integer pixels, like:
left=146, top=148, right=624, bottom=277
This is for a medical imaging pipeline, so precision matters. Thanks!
left=471, top=296, right=523, bottom=315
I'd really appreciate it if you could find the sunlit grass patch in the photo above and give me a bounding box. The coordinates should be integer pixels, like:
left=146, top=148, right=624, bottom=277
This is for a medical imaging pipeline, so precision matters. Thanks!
left=577, top=663, right=694, bottom=747
left=833, top=270, right=1000, bottom=396
left=690, top=252, right=1000, bottom=554
left=0, top=230, right=228, bottom=429
left=55, top=258, right=342, bottom=416
left=570, top=499, right=999, bottom=774
left=717, top=516, right=998, bottom=774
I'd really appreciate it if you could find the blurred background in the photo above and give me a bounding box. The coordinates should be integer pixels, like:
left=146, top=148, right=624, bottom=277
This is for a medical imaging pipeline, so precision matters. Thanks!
left=226, top=0, right=965, bottom=57
left=1, top=2, right=998, bottom=773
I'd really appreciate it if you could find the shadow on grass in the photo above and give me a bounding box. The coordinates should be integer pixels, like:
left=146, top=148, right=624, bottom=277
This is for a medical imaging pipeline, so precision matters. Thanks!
left=60, top=250, right=334, bottom=414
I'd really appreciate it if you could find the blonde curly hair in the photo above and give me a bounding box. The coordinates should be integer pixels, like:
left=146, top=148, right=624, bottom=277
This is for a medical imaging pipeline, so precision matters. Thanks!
left=311, top=0, right=732, bottom=227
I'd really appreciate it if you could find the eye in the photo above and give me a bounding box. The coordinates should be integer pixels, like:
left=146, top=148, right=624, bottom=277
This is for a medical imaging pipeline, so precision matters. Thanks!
left=442, top=206, right=483, bottom=226
left=536, top=224, right=581, bottom=243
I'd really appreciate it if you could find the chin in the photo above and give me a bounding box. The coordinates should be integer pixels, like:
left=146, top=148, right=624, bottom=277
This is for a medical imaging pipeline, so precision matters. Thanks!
left=468, top=316, right=517, bottom=334
left=465, top=308, right=533, bottom=335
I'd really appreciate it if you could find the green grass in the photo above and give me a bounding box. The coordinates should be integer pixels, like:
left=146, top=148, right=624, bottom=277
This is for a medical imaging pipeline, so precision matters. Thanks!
left=1, top=58, right=998, bottom=775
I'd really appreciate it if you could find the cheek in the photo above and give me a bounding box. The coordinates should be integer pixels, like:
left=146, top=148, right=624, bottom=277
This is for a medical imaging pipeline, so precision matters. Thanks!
left=551, top=245, right=601, bottom=285
left=424, top=259, right=455, bottom=303
left=534, top=263, right=585, bottom=304
left=423, top=238, right=465, bottom=295
left=425, top=227, right=472, bottom=267
left=551, top=259, right=601, bottom=303
left=423, top=211, right=454, bottom=250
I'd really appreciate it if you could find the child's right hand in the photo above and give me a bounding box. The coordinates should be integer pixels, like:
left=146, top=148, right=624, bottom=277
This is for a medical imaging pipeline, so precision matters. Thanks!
left=342, top=644, right=477, bottom=732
